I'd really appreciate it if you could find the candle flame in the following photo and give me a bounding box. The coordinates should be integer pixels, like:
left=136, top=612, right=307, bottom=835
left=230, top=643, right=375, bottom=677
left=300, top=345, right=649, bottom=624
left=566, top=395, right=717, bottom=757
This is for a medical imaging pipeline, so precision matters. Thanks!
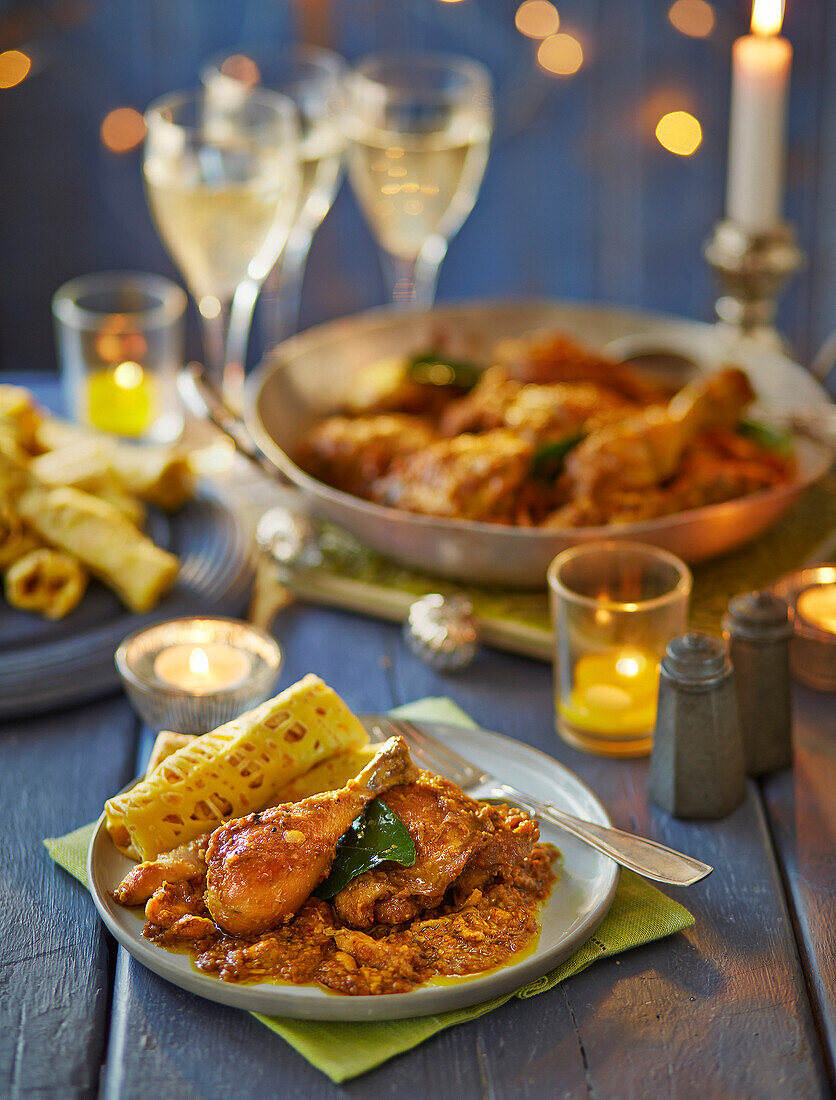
left=188, top=647, right=210, bottom=676
left=751, top=0, right=784, bottom=36
left=615, top=656, right=642, bottom=678
left=113, top=361, right=144, bottom=390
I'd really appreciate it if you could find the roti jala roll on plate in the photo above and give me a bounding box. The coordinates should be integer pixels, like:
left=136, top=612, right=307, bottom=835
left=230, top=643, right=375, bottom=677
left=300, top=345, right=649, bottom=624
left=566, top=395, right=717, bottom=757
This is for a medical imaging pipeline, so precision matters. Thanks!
left=17, top=486, right=179, bottom=613
left=0, top=384, right=41, bottom=452
left=105, top=674, right=369, bottom=861
left=31, top=418, right=194, bottom=511
left=4, top=547, right=88, bottom=619
left=0, top=501, right=40, bottom=569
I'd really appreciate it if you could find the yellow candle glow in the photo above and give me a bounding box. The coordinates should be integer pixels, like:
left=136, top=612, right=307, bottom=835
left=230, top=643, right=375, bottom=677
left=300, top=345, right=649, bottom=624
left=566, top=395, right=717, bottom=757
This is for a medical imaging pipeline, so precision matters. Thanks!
left=86, top=360, right=156, bottom=436
left=796, top=585, right=836, bottom=634
left=559, top=650, right=660, bottom=735
left=153, top=643, right=252, bottom=693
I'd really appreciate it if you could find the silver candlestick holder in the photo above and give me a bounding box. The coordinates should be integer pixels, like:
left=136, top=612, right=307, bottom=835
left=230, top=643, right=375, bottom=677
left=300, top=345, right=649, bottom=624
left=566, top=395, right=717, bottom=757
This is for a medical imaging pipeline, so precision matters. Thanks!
left=703, top=219, right=805, bottom=353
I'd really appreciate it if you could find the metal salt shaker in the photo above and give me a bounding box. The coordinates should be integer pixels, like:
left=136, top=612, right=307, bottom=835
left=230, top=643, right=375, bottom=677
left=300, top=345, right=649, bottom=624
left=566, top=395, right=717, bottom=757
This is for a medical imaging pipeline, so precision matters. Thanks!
left=722, top=590, right=794, bottom=775
left=404, top=594, right=479, bottom=672
left=649, top=633, right=747, bottom=820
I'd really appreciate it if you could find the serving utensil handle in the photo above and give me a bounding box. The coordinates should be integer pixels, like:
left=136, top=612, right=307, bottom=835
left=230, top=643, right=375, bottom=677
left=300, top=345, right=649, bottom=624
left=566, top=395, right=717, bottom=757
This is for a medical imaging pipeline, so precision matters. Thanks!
left=177, top=364, right=280, bottom=480
left=489, top=784, right=713, bottom=886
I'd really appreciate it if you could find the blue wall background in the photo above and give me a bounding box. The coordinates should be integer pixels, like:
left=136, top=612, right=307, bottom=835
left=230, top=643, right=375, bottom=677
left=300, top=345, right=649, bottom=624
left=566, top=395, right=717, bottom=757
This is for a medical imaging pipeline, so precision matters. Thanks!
left=0, top=0, right=833, bottom=373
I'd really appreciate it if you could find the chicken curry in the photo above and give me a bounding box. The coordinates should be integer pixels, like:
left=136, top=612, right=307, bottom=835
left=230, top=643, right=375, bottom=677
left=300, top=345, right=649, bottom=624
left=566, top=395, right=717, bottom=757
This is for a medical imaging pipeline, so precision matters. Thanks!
left=296, top=332, right=794, bottom=528
left=112, top=736, right=558, bottom=996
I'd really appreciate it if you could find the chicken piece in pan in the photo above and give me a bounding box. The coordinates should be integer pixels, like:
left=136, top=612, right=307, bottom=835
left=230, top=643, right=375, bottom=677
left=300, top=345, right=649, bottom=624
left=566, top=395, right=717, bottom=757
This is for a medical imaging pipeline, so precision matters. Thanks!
left=438, top=367, right=522, bottom=436
left=373, top=429, right=533, bottom=523
left=297, top=414, right=437, bottom=499
left=492, top=332, right=671, bottom=404
left=503, top=381, right=633, bottom=444
left=548, top=367, right=757, bottom=525
left=440, top=367, right=634, bottom=444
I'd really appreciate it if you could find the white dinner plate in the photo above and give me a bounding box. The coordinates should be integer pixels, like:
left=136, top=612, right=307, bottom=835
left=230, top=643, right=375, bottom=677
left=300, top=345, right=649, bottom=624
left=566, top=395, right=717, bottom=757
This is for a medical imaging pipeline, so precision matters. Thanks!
left=88, top=719, right=620, bottom=1021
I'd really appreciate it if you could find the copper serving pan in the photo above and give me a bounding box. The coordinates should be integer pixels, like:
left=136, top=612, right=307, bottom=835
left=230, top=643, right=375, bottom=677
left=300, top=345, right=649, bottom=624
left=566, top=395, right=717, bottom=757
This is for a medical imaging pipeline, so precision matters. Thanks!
left=243, top=300, right=831, bottom=588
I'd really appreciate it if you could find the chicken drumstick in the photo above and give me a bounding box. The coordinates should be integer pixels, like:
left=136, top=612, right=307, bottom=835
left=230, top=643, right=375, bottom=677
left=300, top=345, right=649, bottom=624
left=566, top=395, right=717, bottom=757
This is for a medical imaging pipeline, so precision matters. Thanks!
left=204, top=736, right=417, bottom=936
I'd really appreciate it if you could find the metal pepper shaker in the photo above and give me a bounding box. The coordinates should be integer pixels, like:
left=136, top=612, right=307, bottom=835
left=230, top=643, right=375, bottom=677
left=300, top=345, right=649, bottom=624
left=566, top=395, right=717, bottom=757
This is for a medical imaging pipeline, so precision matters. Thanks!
left=649, top=632, right=747, bottom=820
left=722, top=590, right=794, bottom=775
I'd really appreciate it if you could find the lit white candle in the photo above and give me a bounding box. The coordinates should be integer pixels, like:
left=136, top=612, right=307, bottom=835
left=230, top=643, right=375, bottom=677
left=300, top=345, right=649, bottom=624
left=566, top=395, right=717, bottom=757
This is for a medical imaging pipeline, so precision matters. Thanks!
left=153, top=642, right=251, bottom=692
left=726, top=0, right=792, bottom=234
left=796, top=585, right=836, bottom=634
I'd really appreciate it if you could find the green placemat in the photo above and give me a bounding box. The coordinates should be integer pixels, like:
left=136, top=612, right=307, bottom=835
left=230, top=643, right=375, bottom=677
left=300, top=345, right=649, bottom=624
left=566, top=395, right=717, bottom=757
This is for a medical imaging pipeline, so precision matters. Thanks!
left=45, top=698, right=694, bottom=1083
left=276, top=478, right=836, bottom=656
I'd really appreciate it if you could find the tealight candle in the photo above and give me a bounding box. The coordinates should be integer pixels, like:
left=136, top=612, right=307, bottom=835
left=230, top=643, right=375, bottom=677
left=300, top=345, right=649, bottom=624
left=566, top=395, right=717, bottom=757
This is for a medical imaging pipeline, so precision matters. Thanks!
left=559, top=650, right=660, bottom=737
left=116, top=618, right=283, bottom=734
left=548, top=542, right=692, bottom=757
left=53, top=272, right=186, bottom=444
left=86, top=360, right=156, bottom=436
left=796, top=585, right=836, bottom=634
left=154, top=642, right=252, bottom=693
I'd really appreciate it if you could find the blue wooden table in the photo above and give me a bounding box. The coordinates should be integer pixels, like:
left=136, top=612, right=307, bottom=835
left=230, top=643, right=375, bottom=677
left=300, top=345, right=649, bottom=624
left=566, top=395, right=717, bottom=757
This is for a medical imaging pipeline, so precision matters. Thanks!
left=0, top=383, right=834, bottom=1100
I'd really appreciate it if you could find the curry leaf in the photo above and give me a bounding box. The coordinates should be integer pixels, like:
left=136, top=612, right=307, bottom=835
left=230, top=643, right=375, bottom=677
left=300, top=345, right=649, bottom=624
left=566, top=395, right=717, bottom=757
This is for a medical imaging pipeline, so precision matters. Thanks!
left=407, top=350, right=482, bottom=391
left=737, top=418, right=794, bottom=455
left=531, top=431, right=586, bottom=480
left=313, top=799, right=416, bottom=900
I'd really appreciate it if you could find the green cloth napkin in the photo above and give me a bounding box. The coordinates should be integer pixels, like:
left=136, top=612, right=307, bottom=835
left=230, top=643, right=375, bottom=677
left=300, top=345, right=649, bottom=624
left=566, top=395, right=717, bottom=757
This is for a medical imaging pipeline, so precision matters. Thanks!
left=45, top=697, right=694, bottom=1083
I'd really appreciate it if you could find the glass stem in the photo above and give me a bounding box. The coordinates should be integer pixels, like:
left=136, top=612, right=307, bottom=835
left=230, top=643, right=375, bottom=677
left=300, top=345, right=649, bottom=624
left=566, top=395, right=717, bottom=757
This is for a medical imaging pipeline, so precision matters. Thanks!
left=259, top=226, right=314, bottom=349
left=381, top=235, right=447, bottom=309
left=198, top=280, right=260, bottom=414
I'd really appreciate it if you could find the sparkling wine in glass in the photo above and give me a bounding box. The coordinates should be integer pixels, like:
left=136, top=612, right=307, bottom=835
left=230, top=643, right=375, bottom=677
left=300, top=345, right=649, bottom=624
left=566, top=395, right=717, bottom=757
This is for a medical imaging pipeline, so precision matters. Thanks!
left=201, top=46, right=347, bottom=344
left=344, top=52, right=492, bottom=307
left=143, top=87, right=300, bottom=402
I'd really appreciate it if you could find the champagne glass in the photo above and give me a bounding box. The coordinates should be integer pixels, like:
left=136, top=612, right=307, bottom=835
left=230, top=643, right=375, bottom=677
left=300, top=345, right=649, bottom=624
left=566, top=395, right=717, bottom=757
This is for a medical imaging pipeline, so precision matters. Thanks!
left=343, top=52, right=493, bottom=307
left=143, top=88, right=300, bottom=403
left=201, top=47, right=347, bottom=345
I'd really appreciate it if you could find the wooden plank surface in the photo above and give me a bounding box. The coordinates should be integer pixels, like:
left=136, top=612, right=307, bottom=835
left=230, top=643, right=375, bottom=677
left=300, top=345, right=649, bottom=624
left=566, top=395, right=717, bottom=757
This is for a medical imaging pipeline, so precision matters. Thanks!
left=100, top=605, right=831, bottom=1099
left=762, top=686, right=836, bottom=1083
left=0, top=696, right=137, bottom=1100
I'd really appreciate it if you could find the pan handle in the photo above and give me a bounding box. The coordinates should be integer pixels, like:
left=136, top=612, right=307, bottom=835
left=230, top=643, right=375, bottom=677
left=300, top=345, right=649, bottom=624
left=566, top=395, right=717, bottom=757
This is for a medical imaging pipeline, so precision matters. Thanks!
left=177, top=363, right=279, bottom=479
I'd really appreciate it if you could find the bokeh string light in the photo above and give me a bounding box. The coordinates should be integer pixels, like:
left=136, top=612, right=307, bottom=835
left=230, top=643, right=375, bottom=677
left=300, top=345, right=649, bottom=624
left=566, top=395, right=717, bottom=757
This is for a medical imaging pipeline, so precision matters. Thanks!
left=100, top=107, right=146, bottom=153
left=668, top=0, right=715, bottom=38
left=537, top=32, right=583, bottom=76
left=515, top=1, right=560, bottom=39
left=655, top=110, right=703, bottom=155
left=0, top=50, right=31, bottom=89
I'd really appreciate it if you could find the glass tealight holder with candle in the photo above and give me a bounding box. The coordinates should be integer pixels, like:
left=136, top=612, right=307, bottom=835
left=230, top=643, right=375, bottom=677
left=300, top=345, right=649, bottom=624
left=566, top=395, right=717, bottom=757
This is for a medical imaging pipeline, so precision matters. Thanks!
left=773, top=565, right=836, bottom=692
left=548, top=542, right=692, bottom=758
left=53, top=272, right=186, bottom=443
left=115, top=617, right=283, bottom=734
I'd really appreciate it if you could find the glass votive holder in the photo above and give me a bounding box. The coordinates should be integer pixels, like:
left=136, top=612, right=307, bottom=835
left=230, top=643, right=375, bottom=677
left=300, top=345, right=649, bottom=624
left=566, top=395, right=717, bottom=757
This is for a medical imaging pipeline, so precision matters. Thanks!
left=53, top=271, right=186, bottom=443
left=773, top=565, right=836, bottom=692
left=548, top=541, right=692, bottom=758
left=115, top=617, right=283, bottom=734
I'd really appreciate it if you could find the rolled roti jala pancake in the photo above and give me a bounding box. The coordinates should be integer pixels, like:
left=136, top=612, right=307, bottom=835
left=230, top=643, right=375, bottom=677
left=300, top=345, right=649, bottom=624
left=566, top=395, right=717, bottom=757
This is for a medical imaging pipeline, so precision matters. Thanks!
left=0, top=384, right=41, bottom=452
left=32, top=420, right=194, bottom=511
left=0, top=502, right=40, bottom=569
left=4, top=547, right=88, bottom=619
left=105, top=674, right=369, bottom=861
left=17, top=486, right=179, bottom=613
left=271, top=744, right=378, bottom=803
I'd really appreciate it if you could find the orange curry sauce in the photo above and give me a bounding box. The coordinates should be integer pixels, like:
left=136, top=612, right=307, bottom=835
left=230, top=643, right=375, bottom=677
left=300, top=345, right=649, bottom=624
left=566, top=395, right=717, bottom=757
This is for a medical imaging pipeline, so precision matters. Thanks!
left=144, top=844, right=558, bottom=996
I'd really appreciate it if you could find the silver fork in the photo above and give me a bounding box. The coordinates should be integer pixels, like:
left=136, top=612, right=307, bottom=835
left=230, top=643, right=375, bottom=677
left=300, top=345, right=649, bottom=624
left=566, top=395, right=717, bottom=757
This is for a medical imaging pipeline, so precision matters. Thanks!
left=369, top=716, right=713, bottom=887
